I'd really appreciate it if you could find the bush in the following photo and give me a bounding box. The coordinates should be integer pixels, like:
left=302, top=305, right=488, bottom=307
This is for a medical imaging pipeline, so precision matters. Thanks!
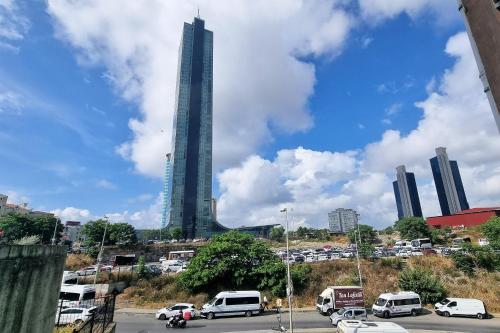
left=381, top=258, right=404, bottom=270
left=290, top=264, right=312, bottom=294
left=451, top=252, right=475, bottom=276
left=398, top=268, right=446, bottom=304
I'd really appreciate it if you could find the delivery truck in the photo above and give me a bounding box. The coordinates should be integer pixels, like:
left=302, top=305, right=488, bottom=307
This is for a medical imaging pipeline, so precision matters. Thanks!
left=316, top=286, right=365, bottom=316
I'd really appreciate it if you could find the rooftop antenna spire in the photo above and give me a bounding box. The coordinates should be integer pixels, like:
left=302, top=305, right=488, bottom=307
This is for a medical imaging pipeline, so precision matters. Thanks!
left=197, top=7, right=200, bottom=18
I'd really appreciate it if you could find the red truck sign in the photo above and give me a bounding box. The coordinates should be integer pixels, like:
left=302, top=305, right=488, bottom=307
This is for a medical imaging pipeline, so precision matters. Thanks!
left=333, top=287, right=365, bottom=308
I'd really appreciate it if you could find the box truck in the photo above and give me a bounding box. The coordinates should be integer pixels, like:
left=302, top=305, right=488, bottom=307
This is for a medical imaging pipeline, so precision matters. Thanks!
left=316, top=286, right=364, bottom=316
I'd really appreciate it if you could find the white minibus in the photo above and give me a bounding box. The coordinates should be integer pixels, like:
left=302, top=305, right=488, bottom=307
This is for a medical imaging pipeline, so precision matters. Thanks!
left=201, top=291, right=261, bottom=319
left=59, top=284, right=96, bottom=307
left=372, top=292, right=421, bottom=318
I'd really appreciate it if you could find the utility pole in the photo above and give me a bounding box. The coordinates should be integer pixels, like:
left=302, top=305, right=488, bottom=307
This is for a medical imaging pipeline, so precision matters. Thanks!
left=94, top=216, right=109, bottom=285
left=281, top=208, right=293, bottom=333
left=51, top=218, right=60, bottom=245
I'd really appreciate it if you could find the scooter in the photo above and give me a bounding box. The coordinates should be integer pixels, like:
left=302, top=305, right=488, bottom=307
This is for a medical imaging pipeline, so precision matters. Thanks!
left=166, top=312, right=187, bottom=329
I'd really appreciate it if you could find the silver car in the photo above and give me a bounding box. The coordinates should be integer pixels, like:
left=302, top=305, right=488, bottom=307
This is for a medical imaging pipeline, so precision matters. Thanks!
left=330, top=307, right=367, bottom=326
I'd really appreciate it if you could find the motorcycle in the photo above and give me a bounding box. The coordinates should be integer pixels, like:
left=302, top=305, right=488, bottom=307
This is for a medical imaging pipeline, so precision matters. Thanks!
left=166, top=311, right=187, bottom=329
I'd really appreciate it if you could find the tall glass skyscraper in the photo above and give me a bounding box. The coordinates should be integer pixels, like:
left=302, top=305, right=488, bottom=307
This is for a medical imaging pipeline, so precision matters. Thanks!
left=430, top=147, right=470, bottom=216
left=169, top=17, right=214, bottom=239
left=393, top=165, right=423, bottom=220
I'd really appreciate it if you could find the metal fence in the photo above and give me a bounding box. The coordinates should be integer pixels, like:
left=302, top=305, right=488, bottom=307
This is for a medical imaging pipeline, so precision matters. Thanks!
left=54, top=294, right=116, bottom=333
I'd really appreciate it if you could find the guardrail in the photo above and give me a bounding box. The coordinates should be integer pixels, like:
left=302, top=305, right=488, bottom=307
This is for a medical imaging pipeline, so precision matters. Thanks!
left=54, top=294, right=116, bottom=333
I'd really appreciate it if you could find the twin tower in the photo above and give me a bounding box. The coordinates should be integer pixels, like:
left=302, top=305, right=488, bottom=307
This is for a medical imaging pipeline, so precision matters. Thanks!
left=393, top=147, right=470, bottom=220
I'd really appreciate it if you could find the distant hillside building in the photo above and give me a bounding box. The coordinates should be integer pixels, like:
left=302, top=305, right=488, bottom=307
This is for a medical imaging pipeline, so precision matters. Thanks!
left=427, top=207, right=500, bottom=228
left=0, top=194, right=31, bottom=216
left=393, top=165, right=423, bottom=219
left=430, top=147, right=469, bottom=216
left=63, top=221, right=82, bottom=243
left=0, top=193, right=54, bottom=218
left=328, top=208, right=359, bottom=234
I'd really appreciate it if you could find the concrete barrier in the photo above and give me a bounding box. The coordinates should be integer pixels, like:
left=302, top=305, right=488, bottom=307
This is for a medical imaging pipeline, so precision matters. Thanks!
left=0, top=245, right=67, bottom=333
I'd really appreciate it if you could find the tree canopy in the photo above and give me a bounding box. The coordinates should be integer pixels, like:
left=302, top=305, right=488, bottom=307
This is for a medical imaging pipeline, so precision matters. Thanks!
left=0, top=213, right=63, bottom=244
left=394, top=217, right=430, bottom=240
left=269, top=226, right=285, bottom=242
left=81, top=219, right=137, bottom=247
left=177, top=231, right=309, bottom=297
left=347, top=224, right=377, bottom=244
left=481, top=216, right=500, bottom=250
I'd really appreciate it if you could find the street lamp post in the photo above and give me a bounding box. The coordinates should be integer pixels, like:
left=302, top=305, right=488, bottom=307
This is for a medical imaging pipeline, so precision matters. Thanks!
left=280, top=208, right=294, bottom=333
left=94, top=216, right=109, bottom=285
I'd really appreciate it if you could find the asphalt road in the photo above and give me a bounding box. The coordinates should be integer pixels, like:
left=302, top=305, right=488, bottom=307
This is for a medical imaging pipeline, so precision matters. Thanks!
left=115, top=310, right=500, bottom=333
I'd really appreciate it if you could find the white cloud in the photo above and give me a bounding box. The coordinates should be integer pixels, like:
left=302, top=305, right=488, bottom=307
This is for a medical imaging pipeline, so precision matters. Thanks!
left=358, top=0, right=458, bottom=24
left=47, top=0, right=356, bottom=177
left=0, top=0, right=30, bottom=51
left=96, top=179, right=117, bottom=190
left=51, top=207, right=92, bottom=222
left=216, top=32, right=500, bottom=229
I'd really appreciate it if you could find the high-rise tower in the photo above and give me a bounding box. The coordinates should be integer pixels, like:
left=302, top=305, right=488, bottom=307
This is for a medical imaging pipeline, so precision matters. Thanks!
left=169, top=17, right=214, bottom=239
left=430, top=147, right=469, bottom=216
left=393, top=165, right=423, bottom=220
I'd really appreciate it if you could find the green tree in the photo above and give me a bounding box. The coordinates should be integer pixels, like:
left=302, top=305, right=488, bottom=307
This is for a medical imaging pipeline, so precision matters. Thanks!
left=136, top=256, right=147, bottom=278
left=269, top=226, right=285, bottom=242
left=383, top=226, right=394, bottom=235
left=296, top=226, right=308, bottom=239
left=394, top=217, right=430, bottom=240
left=81, top=219, right=111, bottom=246
left=358, top=242, right=375, bottom=259
left=347, top=224, right=377, bottom=244
left=109, top=223, right=137, bottom=245
left=481, top=216, right=500, bottom=250
left=0, top=213, right=63, bottom=244
left=177, top=231, right=306, bottom=297
left=398, top=268, right=447, bottom=304
left=171, top=227, right=183, bottom=241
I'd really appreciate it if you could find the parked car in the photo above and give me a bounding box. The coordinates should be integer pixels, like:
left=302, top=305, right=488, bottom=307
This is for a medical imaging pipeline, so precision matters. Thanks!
left=330, top=307, right=367, bottom=326
left=159, top=256, right=167, bottom=262
left=77, top=266, right=97, bottom=276
left=59, top=284, right=96, bottom=308
left=337, top=320, right=409, bottom=333
left=156, top=303, right=196, bottom=320
left=434, top=298, right=487, bottom=319
left=372, top=292, right=422, bottom=318
left=55, top=306, right=96, bottom=325
left=410, top=250, right=423, bottom=256
left=422, top=249, right=437, bottom=256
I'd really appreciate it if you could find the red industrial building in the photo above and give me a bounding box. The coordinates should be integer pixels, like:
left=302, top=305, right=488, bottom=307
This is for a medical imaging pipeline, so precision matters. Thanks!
left=427, top=207, right=500, bottom=228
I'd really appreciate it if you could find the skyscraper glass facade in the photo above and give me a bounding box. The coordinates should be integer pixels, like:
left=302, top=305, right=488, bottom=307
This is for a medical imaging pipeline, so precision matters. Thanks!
left=430, top=147, right=469, bottom=216
left=393, top=165, right=423, bottom=220
left=169, top=17, right=214, bottom=239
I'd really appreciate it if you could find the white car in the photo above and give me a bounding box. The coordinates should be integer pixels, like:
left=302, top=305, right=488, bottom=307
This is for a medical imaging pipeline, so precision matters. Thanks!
left=411, top=250, right=423, bottom=256
left=156, top=303, right=196, bottom=320
left=159, top=256, right=167, bottom=263
left=55, top=306, right=96, bottom=325
left=77, top=266, right=97, bottom=276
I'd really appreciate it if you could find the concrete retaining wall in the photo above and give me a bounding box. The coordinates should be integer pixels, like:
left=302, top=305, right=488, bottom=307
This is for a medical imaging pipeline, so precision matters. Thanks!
left=0, top=245, right=67, bottom=333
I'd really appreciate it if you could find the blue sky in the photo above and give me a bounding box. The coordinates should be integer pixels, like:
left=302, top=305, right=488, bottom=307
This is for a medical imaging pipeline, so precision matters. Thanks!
left=1, top=1, right=499, bottom=229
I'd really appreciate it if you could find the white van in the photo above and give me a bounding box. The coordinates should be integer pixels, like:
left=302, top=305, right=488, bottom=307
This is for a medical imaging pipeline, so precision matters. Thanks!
left=372, top=292, right=421, bottom=318
left=59, top=284, right=96, bottom=307
left=434, top=298, right=487, bottom=319
left=200, top=291, right=261, bottom=319
left=336, top=320, right=409, bottom=333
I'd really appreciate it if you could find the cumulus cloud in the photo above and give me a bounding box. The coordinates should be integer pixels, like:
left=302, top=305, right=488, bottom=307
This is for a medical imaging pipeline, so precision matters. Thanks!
left=216, top=32, right=500, bottom=229
left=47, top=0, right=356, bottom=177
left=51, top=193, right=163, bottom=229
left=51, top=207, right=92, bottom=222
